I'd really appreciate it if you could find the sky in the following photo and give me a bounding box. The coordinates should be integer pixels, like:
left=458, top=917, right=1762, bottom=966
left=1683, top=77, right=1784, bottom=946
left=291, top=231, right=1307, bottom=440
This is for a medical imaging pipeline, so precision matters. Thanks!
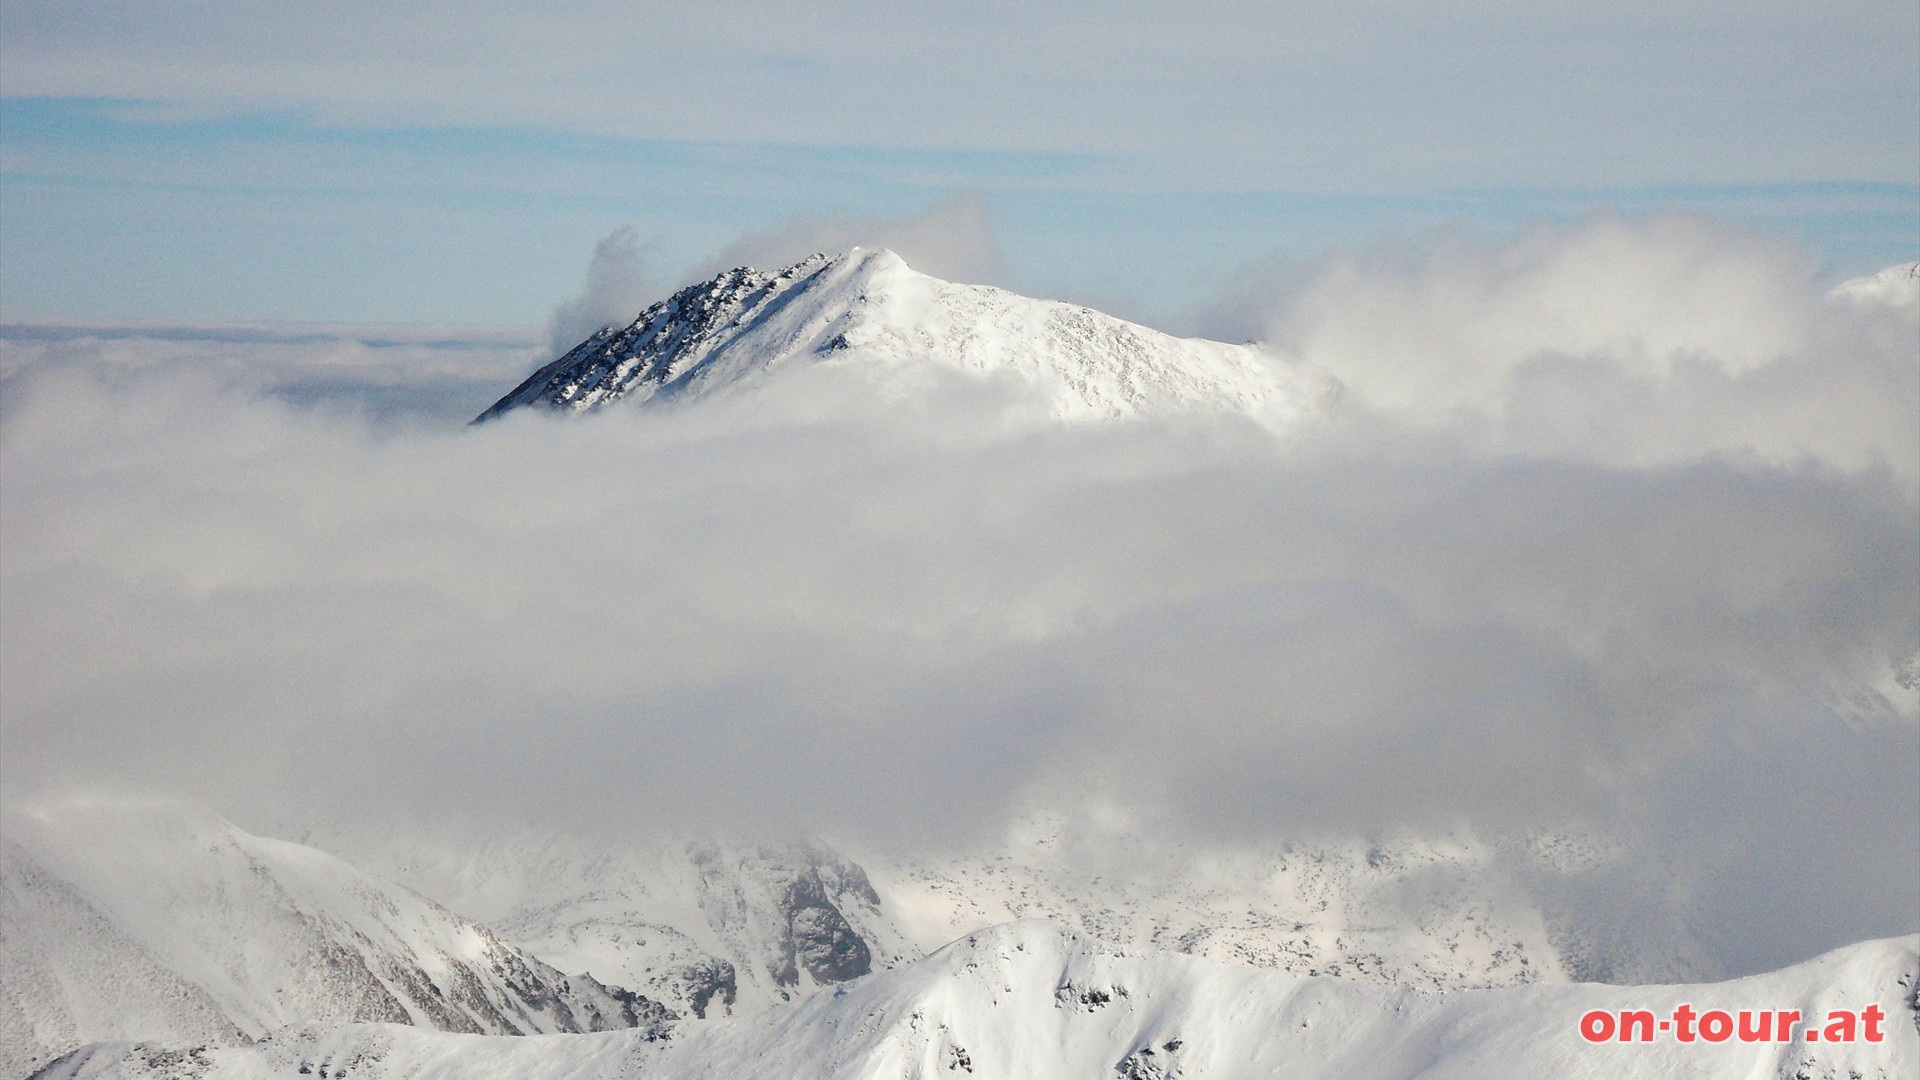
left=0, top=2, right=1917, bottom=982
left=1, top=0, right=1917, bottom=327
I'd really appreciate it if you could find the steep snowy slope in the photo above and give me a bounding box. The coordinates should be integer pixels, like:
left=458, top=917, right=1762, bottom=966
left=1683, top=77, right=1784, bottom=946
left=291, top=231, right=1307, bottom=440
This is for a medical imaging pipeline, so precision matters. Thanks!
left=334, top=830, right=918, bottom=1021
left=39, top=922, right=1917, bottom=1080
left=474, top=248, right=1337, bottom=424
left=9, top=801, right=1677, bottom=1077
left=866, top=813, right=1714, bottom=989
left=0, top=800, right=671, bottom=1078
left=321, top=806, right=1712, bottom=1044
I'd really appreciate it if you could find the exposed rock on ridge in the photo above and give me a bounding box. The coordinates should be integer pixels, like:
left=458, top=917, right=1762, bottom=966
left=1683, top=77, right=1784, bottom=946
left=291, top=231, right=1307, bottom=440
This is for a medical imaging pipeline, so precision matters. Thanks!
left=476, top=248, right=1337, bottom=424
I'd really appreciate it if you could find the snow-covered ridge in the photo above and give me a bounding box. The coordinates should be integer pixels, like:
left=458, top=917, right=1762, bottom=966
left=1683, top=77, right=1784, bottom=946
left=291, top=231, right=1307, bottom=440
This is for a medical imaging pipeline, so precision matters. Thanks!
left=1829, top=261, right=1920, bottom=308
left=304, top=809, right=1723, bottom=1065
left=0, top=799, right=671, bottom=1078
left=3, top=800, right=1725, bottom=1077
left=866, top=820, right=1715, bottom=989
left=475, top=248, right=1337, bottom=424
left=39, top=922, right=1919, bottom=1080
left=348, top=829, right=916, bottom=1021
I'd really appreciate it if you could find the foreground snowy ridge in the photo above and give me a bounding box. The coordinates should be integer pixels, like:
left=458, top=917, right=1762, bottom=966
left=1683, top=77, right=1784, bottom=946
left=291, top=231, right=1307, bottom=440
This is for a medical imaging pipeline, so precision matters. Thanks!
left=475, top=248, right=1338, bottom=424
left=0, top=799, right=1736, bottom=1075
left=0, top=801, right=671, bottom=1078
left=361, top=816, right=1710, bottom=1016
left=39, top=921, right=1918, bottom=1080
left=4, top=800, right=1642, bottom=1074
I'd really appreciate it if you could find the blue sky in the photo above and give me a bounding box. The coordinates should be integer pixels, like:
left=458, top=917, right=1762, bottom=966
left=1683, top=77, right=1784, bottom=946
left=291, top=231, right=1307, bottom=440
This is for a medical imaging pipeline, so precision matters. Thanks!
left=2, top=1, right=1916, bottom=328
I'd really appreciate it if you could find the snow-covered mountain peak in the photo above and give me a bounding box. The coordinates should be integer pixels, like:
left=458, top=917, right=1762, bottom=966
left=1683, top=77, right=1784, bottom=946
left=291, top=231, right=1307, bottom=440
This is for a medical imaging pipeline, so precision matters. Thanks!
left=1829, top=259, right=1920, bottom=308
left=43, top=926, right=1920, bottom=1080
left=824, top=244, right=910, bottom=282
left=476, top=248, right=1338, bottom=425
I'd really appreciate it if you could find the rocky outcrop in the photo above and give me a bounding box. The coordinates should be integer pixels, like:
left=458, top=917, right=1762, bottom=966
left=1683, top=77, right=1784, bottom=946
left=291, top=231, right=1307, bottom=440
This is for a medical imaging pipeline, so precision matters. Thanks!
left=680, top=958, right=738, bottom=1020
left=688, top=839, right=882, bottom=994
left=475, top=256, right=836, bottom=420
left=473, top=248, right=1337, bottom=426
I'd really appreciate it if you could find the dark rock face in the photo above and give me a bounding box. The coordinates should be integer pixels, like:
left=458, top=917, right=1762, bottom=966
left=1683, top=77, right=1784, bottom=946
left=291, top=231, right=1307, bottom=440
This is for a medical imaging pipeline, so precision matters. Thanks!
left=573, top=974, right=677, bottom=1038
left=786, top=890, right=872, bottom=986
left=686, top=838, right=881, bottom=992
left=1055, top=981, right=1128, bottom=1011
left=463, top=924, right=677, bottom=1037
left=473, top=255, right=833, bottom=422
left=766, top=847, right=876, bottom=988
left=680, top=958, right=738, bottom=1020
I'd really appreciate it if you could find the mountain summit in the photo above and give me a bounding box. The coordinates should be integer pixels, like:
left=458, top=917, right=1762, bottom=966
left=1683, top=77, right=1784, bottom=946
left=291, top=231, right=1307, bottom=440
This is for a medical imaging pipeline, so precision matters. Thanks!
left=476, top=248, right=1337, bottom=424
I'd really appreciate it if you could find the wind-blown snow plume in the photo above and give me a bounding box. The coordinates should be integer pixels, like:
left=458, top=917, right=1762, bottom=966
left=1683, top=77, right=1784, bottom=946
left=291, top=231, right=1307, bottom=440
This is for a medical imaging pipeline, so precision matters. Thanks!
left=546, top=227, right=657, bottom=357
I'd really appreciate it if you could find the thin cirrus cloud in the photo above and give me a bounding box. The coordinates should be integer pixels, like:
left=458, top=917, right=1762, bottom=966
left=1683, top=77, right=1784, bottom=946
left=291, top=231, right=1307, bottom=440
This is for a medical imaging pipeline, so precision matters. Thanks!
left=1, top=216, right=1913, bottom=977
left=3, top=1, right=1914, bottom=189
left=6, top=0, right=1917, bottom=329
left=2, top=1, right=1914, bottom=333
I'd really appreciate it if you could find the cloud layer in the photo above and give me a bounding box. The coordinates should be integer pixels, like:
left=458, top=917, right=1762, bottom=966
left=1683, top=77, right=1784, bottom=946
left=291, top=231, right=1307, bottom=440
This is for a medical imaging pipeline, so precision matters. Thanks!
left=0, top=322, right=543, bottom=427
left=1, top=218, right=1914, bottom=978
left=5, top=2, right=1914, bottom=192
left=1209, top=216, right=1919, bottom=474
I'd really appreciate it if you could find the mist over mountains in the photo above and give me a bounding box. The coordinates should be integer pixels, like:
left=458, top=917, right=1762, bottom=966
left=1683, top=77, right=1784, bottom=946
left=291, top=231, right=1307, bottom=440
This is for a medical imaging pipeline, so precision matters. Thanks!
left=1, top=217, right=1915, bottom=1075
left=5, top=0, right=1914, bottom=1069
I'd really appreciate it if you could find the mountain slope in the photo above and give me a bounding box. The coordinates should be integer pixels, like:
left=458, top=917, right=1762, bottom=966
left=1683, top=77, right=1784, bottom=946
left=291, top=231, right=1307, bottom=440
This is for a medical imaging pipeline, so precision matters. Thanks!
left=475, top=249, right=1337, bottom=424
left=317, top=807, right=1717, bottom=1043
left=865, top=817, right=1717, bottom=989
left=38, top=922, right=1918, bottom=1080
left=340, top=830, right=917, bottom=1021
left=0, top=800, right=671, bottom=1078
left=1829, top=261, right=1920, bottom=308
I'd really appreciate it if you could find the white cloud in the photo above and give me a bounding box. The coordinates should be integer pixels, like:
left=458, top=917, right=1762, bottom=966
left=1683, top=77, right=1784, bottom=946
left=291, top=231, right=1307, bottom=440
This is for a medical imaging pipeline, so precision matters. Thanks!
left=3, top=2, right=1911, bottom=191
left=546, top=226, right=658, bottom=355
left=0, top=323, right=542, bottom=427
left=0, top=220, right=1913, bottom=978
left=1212, top=215, right=1919, bottom=475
